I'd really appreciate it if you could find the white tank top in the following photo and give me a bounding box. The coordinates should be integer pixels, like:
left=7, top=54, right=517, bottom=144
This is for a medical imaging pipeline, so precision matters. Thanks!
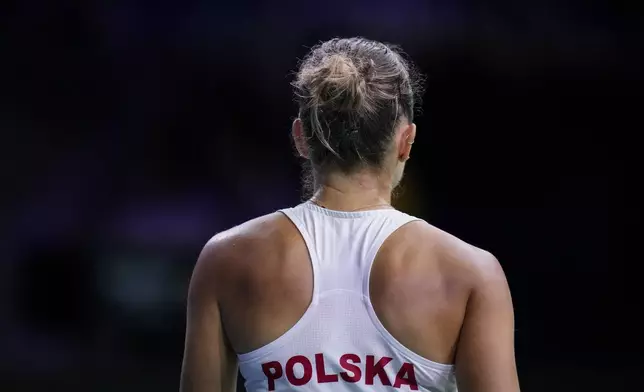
left=237, top=202, right=458, bottom=392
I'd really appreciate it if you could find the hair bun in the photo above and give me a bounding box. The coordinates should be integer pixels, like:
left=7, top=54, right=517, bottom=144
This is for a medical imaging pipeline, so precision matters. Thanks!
left=305, top=54, right=372, bottom=113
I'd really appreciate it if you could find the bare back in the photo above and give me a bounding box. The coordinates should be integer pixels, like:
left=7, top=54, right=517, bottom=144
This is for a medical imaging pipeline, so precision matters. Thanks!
left=181, top=204, right=519, bottom=392
left=219, top=214, right=469, bottom=361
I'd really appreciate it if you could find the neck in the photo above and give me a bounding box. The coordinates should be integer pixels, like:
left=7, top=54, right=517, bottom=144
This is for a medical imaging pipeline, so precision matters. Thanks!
left=311, top=170, right=393, bottom=212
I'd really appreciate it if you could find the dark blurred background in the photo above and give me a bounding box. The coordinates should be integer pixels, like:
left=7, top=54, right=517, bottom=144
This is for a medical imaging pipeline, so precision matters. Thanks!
left=0, top=1, right=640, bottom=391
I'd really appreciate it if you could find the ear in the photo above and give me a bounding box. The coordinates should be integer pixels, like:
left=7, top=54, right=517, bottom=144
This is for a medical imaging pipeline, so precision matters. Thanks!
left=292, top=118, right=310, bottom=159
left=397, top=122, right=416, bottom=162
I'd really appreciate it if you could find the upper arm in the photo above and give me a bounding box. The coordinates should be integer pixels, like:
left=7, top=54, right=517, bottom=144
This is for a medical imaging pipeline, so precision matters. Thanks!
left=180, top=239, right=238, bottom=392
left=454, top=252, right=520, bottom=392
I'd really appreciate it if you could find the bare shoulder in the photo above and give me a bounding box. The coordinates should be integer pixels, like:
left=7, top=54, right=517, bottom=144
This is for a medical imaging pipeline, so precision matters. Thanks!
left=371, top=218, right=508, bottom=364
left=190, top=212, right=294, bottom=296
left=200, top=212, right=288, bottom=257
left=383, top=219, right=506, bottom=289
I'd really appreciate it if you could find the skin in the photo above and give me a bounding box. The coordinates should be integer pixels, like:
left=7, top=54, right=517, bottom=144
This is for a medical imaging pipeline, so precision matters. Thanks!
left=180, top=118, right=520, bottom=392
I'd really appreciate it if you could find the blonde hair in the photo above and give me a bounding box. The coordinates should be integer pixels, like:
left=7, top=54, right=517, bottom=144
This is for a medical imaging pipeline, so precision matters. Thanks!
left=293, top=37, right=422, bottom=178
